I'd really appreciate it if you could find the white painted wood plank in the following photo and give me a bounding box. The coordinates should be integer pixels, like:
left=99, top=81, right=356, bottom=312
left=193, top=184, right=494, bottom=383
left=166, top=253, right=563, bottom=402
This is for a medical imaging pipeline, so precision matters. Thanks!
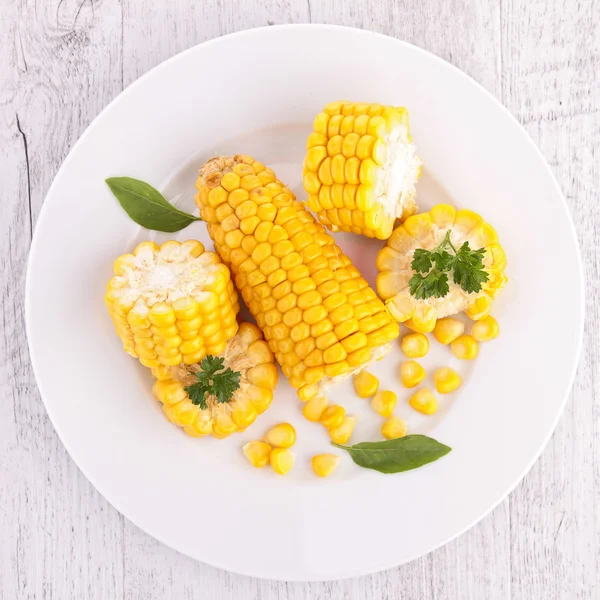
left=500, top=1, right=600, bottom=599
left=0, top=1, right=124, bottom=598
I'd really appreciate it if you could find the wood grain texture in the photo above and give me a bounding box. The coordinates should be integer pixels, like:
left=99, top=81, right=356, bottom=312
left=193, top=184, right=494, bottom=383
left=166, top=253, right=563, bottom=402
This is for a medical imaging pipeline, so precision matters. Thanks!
left=0, top=0, right=597, bottom=598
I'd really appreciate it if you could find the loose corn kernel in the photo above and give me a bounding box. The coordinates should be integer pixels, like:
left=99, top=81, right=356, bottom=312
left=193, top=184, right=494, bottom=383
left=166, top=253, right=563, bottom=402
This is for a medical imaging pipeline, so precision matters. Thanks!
left=434, top=367, right=462, bottom=394
left=471, top=315, right=500, bottom=342
left=270, top=448, right=295, bottom=475
left=302, top=395, right=328, bottom=422
left=264, top=422, right=296, bottom=448
left=450, top=335, right=479, bottom=360
left=320, top=404, right=346, bottom=429
left=400, top=360, right=426, bottom=388
left=381, top=416, right=408, bottom=440
left=242, top=440, right=272, bottom=468
left=371, top=390, right=397, bottom=417
left=400, top=333, right=430, bottom=358
left=329, top=416, right=356, bottom=444
left=353, top=370, right=379, bottom=398
left=433, top=318, right=465, bottom=345
left=409, top=388, right=438, bottom=415
left=312, top=454, right=341, bottom=477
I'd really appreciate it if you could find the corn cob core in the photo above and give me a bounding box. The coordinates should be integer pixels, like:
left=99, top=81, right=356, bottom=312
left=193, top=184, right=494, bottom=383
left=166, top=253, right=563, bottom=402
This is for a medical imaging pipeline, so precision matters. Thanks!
left=195, top=155, right=399, bottom=401
left=105, top=240, right=240, bottom=368
left=302, top=101, right=422, bottom=240
left=376, top=204, right=507, bottom=332
left=152, top=322, right=278, bottom=438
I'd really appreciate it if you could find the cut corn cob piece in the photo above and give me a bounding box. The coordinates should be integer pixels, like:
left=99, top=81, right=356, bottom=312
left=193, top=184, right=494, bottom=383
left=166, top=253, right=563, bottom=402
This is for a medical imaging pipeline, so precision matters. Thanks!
left=377, top=204, right=507, bottom=331
left=151, top=322, right=278, bottom=439
left=303, top=101, right=422, bottom=240
left=196, top=155, right=399, bottom=400
left=105, top=240, right=240, bottom=368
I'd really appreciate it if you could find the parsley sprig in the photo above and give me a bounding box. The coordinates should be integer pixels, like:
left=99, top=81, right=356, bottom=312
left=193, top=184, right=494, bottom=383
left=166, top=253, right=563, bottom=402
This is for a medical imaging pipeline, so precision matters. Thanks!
left=184, top=356, right=241, bottom=410
left=409, top=231, right=489, bottom=300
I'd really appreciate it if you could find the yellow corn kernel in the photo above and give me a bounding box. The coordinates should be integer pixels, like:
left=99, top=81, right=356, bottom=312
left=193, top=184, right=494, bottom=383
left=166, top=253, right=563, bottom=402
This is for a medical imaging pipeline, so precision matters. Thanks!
left=243, top=440, right=272, bottom=468
left=312, top=454, right=341, bottom=477
left=450, top=335, right=479, bottom=360
left=400, top=333, right=429, bottom=358
left=471, top=315, right=500, bottom=342
left=434, top=367, right=462, bottom=394
left=264, top=422, right=296, bottom=448
left=320, top=404, right=346, bottom=429
left=329, top=416, right=356, bottom=444
left=400, top=360, right=426, bottom=388
left=302, top=395, right=328, bottom=421
left=353, top=370, right=379, bottom=398
left=371, top=390, right=397, bottom=417
left=381, top=416, right=408, bottom=440
left=409, top=388, right=438, bottom=415
left=433, top=318, right=465, bottom=345
left=270, top=448, right=295, bottom=475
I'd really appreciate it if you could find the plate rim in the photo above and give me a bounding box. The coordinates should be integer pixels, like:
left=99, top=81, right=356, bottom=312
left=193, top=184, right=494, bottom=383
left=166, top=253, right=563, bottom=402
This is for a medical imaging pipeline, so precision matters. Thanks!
left=25, top=23, right=585, bottom=581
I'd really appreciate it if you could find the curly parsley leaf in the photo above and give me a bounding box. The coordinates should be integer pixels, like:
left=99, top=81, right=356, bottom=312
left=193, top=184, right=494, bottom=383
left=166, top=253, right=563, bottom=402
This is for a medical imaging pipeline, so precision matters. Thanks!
left=408, top=231, right=489, bottom=299
left=450, top=242, right=489, bottom=293
left=409, top=271, right=450, bottom=300
left=184, top=356, right=241, bottom=409
left=410, top=249, right=433, bottom=274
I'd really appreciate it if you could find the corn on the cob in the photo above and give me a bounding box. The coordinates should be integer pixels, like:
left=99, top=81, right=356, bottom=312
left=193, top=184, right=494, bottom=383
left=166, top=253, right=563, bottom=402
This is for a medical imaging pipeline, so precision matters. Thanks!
left=376, top=204, right=507, bottom=332
left=105, top=240, right=239, bottom=368
left=196, top=155, right=399, bottom=401
left=151, top=322, right=278, bottom=438
left=303, top=101, right=422, bottom=240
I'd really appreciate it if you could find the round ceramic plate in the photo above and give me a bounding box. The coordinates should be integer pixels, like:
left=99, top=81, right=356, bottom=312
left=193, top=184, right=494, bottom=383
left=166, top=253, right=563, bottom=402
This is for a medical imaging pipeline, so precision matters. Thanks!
left=26, top=25, right=583, bottom=581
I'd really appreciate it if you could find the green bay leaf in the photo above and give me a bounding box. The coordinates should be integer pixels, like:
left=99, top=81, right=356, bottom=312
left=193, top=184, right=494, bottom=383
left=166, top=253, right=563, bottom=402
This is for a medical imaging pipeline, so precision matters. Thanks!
left=332, top=434, right=451, bottom=474
left=106, top=177, right=201, bottom=232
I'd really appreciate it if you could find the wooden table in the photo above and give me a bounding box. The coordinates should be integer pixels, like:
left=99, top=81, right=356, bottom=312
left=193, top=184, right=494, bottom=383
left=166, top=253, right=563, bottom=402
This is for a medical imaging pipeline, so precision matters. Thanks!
left=1, top=1, right=598, bottom=597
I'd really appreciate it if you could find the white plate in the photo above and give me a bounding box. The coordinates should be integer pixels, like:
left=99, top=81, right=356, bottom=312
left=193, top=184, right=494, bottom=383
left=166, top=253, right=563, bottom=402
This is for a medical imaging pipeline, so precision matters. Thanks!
left=26, top=25, right=584, bottom=581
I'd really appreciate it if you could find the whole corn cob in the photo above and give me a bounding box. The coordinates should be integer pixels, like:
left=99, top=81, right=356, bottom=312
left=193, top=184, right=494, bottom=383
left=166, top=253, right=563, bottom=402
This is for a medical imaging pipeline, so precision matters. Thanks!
left=376, top=204, right=507, bottom=332
left=302, top=101, right=422, bottom=240
left=152, top=322, right=278, bottom=438
left=195, top=155, right=399, bottom=401
left=105, top=240, right=239, bottom=368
